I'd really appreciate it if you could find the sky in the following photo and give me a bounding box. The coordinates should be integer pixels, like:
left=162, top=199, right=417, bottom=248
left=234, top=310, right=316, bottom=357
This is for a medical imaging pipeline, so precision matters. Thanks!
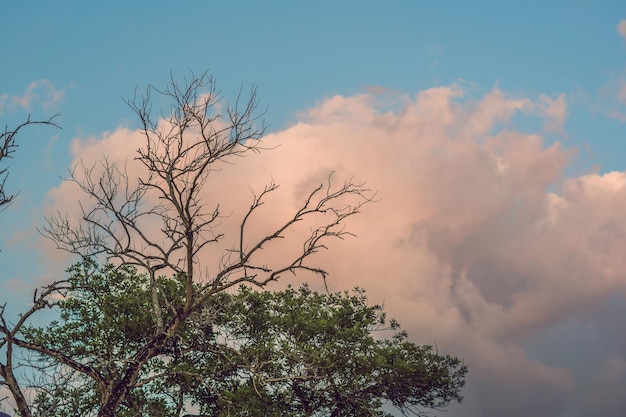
left=2, top=1, right=626, bottom=416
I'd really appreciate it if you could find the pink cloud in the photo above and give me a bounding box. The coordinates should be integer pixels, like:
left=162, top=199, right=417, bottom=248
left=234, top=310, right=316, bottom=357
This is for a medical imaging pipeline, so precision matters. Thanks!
left=618, top=19, right=626, bottom=40
left=536, top=94, right=568, bottom=132
left=0, top=80, right=65, bottom=115
left=618, top=78, right=626, bottom=104
left=44, top=84, right=626, bottom=416
left=600, top=79, right=626, bottom=121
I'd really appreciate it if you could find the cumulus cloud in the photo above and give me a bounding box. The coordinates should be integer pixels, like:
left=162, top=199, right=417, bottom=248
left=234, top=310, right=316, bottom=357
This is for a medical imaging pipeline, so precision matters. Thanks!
left=0, top=79, right=64, bottom=115
left=44, top=84, right=626, bottom=416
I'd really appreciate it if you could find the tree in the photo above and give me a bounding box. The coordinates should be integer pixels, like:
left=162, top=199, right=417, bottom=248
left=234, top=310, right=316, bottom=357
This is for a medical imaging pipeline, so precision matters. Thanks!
left=0, top=71, right=375, bottom=416
left=23, top=260, right=466, bottom=417
left=0, top=71, right=466, bottom=416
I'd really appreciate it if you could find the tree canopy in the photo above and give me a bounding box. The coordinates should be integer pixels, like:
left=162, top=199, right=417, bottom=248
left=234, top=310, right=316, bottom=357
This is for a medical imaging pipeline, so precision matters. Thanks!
left=23, top=260, right=466, bottom=417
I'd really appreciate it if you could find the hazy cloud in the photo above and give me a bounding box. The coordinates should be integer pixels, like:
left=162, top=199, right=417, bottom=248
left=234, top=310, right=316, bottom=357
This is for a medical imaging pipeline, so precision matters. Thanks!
left=618, top=19, right=626, bottom=40
left=598, top=73, right=626, bottom=122
left=597, top=21, right=626, bottom=122
left=0, top=79, right=64, bottom=115
left=44, top=85, right=626, bottom=416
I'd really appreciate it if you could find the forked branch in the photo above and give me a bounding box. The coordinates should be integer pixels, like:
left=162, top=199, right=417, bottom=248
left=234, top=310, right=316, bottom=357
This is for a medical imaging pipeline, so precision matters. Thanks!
left=0, top=114, right=61, bottom=210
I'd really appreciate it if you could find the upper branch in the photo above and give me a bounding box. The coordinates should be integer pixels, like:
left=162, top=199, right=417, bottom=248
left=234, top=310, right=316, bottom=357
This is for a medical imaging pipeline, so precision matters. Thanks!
left=0, top=114, right=61, bottom=210
left=42, top=72, right=265, bottom=278
left=196, top=173, right=375, bottom=305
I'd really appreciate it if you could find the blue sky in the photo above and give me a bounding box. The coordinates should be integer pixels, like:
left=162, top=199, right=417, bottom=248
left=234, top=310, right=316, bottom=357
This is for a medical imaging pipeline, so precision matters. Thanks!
left=3, top=2, right=626, bottom=416
left=3, top=1, right=626, bottom=187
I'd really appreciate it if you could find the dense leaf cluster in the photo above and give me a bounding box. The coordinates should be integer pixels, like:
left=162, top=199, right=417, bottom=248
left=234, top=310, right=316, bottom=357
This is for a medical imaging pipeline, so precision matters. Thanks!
left=23, top=260, right=466, bottom=417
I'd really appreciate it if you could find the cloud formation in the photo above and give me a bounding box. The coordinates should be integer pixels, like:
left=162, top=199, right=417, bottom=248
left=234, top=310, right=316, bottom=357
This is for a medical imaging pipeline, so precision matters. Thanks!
left=0, top=79, right=64, bottom=115
left=45, top=85, right=626, bottom=416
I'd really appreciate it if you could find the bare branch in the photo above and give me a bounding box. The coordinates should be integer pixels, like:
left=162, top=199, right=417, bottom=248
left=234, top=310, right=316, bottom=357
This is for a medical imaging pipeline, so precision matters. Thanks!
left=0, top=114, right=61, bottom=210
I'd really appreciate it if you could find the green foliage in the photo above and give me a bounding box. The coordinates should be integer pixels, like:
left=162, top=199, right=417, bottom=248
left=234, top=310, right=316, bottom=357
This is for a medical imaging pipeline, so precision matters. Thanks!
left=24, top=260, right=466, bottom=416
left=23, top=259, right=187, bottom=416
left=186, top=285, right=467, bottom=417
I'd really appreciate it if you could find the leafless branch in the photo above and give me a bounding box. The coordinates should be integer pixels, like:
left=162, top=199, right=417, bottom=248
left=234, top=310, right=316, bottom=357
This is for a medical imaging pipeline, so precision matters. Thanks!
left=0, top=114, right=61, bottom=211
